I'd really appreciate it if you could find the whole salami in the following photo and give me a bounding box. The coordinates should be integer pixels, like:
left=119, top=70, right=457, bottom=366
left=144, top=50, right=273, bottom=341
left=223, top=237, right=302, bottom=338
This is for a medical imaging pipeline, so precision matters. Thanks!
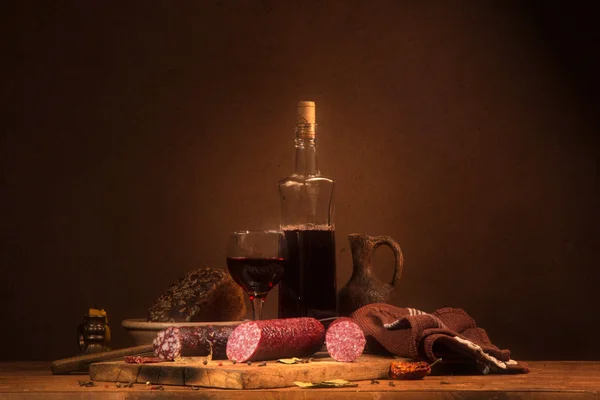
left=325, top=317, right=366, bottom=362
left=153, top=325, right=236, bottom=361
left=226, top=318, right=325, bottom=362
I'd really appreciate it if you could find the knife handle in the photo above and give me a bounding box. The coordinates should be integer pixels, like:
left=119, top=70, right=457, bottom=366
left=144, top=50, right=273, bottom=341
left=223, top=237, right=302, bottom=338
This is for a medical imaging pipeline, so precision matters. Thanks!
left=51, top=344, right=154, bottom=375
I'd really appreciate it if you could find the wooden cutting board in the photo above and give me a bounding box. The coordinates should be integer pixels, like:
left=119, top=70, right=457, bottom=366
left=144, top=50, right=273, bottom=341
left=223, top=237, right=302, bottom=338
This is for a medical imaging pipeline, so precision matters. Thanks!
left=89, top=352, right=397, bottom=389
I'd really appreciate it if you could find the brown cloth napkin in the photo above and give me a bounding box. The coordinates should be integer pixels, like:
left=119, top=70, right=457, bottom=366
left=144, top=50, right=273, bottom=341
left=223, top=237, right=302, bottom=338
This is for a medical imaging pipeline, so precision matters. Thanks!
left=351, top=303, right=529, bottom=374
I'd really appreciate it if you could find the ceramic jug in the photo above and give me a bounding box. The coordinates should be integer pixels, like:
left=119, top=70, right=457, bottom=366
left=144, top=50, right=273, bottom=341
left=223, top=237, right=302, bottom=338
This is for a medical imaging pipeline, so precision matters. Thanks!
left=338, top=233, right=404, bottom=316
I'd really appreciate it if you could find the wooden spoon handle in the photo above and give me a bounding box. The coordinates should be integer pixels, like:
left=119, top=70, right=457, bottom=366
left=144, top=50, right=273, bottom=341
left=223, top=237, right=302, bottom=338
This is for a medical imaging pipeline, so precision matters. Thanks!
left=51, top=344, right=153, bottom=375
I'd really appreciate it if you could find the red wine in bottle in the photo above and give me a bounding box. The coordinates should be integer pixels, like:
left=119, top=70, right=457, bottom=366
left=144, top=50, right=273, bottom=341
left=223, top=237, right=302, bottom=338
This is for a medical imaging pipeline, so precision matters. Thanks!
left=278, top=101, right=337, bottom=320
left=279, top=227, right=336, bottom=319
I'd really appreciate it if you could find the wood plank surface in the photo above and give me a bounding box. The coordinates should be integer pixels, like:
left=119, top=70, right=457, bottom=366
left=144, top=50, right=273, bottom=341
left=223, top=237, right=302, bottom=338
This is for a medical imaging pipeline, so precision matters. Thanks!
left=89, top=353, right=396, bottom=389
left=0, top=361, right=599, bottom=399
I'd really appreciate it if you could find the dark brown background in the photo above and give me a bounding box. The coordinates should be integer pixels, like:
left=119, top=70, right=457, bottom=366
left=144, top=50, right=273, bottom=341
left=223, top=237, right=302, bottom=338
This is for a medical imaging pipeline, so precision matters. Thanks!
left=2, top=0, right=598, bottom=362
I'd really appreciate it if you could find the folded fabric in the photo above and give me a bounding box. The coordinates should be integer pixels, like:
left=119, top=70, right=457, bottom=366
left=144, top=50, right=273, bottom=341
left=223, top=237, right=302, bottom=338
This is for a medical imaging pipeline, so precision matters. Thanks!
left=351, top=303, right=529, bottom=374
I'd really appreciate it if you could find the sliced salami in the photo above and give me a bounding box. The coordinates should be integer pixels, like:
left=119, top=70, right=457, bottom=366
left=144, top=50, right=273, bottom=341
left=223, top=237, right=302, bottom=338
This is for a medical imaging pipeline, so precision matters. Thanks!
left=325, top=317, right=366, bottom=362
left=153, top=325, right=235, bottom=361
left=226, top=318, right=325, bottom=362
left=124, top=355, right=163, bottom=364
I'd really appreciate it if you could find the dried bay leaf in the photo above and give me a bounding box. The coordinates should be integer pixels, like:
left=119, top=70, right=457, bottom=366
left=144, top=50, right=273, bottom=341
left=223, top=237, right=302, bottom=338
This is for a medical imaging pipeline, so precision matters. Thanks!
left=293, top=379, right=358, bottom=388
left=322, top=379, right=356, bottom=386
left=293, top=381, right=316, bottom=388
left=277, top=357, right=303, bottom=364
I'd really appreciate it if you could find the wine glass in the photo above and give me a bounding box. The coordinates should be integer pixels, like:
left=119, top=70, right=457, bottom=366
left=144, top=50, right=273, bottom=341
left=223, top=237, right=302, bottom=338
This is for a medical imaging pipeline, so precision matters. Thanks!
left=226, top=230, right=287, bottom=320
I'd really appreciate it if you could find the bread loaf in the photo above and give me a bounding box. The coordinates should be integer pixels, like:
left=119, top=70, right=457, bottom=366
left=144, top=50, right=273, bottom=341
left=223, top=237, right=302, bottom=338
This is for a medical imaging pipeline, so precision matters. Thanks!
left=147, top=267, right=247, bottom=322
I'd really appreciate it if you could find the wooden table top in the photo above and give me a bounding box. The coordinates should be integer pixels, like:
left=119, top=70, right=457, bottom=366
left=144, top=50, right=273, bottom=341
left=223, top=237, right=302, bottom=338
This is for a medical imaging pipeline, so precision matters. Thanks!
left=1, top=361, right=599, bottom=399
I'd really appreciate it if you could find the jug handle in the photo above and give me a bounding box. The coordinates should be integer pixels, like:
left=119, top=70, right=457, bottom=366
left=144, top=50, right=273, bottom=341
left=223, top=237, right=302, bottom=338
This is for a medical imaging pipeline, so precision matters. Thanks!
left=372, top=235, right=404, bottom=288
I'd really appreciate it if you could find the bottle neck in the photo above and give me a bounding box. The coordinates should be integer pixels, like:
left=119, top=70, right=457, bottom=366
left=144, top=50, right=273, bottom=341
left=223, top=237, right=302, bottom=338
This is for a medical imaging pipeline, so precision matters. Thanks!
left=294, top=138, right=319, bottom=176
left=294, top=122, right=319, bottom=176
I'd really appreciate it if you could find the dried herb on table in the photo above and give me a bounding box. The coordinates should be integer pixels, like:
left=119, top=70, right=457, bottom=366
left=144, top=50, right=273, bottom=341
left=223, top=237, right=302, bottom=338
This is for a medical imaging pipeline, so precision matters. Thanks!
left=78, top=381, right=96, bottom=387
left=294, top=379, right=358, bottom=388
left=277, top=357, right=303, bottom=365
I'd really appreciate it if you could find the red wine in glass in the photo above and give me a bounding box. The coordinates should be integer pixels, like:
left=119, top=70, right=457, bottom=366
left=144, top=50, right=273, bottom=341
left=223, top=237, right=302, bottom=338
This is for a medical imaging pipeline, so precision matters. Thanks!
left=226, top=257, right=286, bottom=299
left=226, top=230, right=287, bottom=320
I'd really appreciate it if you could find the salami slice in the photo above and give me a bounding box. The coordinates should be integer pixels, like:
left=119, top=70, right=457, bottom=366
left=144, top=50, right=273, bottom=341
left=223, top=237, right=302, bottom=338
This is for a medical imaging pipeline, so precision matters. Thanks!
left=226, top=318, right=325, bottom=362
left=124, top=355, right=163, bottom=364
left=153, top=325, right=235, bottom=361
left=325, top=317, right=366, bottom=362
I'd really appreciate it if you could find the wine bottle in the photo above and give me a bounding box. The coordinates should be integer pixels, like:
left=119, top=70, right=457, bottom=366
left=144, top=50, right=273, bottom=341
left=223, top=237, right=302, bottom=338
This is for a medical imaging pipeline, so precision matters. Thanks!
left=278, top=101, right=337, bottom=320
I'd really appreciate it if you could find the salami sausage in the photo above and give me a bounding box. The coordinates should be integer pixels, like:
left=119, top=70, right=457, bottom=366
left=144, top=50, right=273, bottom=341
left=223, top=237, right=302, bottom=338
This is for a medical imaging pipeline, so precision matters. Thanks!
left=153, top=325, right=236, bottom=361
left=226, top=318, right=325, bottom=362
left=324, top=317, right=366, bottom=362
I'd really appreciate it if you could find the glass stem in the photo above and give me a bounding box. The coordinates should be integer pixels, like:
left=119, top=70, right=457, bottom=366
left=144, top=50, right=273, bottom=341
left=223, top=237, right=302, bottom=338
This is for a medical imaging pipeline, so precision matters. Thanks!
left=251, top=296, right=265, bottom=320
